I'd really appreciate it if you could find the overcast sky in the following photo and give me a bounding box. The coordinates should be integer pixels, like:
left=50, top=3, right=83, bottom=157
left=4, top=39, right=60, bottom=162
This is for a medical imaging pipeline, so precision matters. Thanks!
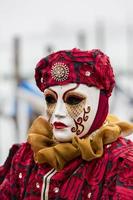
left=0, top=0, right=133, bottom=41
left=0, top=0, right=133, bottom=76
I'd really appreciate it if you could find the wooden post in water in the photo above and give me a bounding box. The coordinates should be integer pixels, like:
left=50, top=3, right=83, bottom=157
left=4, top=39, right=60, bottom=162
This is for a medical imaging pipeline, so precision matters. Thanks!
left=95, top=20, right=105, bottom=51
left=77, top=30, right=86, bottom=50
left=13, top=37, right=21, bottom=139
left=126, top=25, right=133, bottom=73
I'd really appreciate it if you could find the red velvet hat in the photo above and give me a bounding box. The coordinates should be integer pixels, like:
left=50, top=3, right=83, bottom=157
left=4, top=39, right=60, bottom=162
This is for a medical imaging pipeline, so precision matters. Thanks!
left=35, top=48, right=115, bottom=97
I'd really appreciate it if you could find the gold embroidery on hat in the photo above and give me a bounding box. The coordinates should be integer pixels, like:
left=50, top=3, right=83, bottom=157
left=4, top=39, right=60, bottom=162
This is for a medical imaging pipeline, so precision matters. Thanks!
left=51, top=62, right=69, bottom=82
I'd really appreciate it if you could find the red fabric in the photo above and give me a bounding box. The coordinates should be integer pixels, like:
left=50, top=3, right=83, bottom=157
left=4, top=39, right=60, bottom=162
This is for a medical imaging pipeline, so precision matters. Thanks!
left=88, top=90, right=109, bottom=134
left=0, top=138, right=133, bottom=199
left=35, top=48, right=115, bottom=97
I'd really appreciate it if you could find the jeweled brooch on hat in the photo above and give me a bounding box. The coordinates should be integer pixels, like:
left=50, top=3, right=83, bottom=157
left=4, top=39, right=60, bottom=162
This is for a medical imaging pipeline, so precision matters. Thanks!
left=51, top=62, right=69, bottom=82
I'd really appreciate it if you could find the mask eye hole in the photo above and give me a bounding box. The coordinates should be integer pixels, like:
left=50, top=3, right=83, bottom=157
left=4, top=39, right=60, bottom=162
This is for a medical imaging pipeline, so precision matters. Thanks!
left=45, top=95, right=57, bottom=104
left=65, top=95, right=85, bottom=105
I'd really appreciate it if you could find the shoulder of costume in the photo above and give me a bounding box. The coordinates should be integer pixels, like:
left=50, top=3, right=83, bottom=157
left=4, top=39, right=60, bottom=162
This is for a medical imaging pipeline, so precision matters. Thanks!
left=0, top=142, right=33, bottom=169
left=10, top=142, right=33, bottom=163
left=0, top=143, right=28, bottom=184
left=107, top=137, right=133, bottom=163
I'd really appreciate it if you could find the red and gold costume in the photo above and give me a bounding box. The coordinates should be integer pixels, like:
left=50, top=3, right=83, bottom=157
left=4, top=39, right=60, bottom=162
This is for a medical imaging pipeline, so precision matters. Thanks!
left=0, top=49, right=133, bottom=199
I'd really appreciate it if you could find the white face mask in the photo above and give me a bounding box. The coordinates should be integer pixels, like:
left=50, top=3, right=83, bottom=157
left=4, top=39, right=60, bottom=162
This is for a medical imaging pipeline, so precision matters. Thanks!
left=44, top=83, right=100, bottom=142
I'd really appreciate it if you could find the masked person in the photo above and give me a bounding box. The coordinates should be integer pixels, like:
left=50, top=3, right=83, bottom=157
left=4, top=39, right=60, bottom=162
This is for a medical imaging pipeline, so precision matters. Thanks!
left=0, top=48, right=133, bottom=200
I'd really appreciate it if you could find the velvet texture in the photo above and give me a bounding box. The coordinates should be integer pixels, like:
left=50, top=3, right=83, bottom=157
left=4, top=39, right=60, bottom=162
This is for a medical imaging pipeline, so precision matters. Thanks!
left=35, top=48, right=115, bottom=97
left=27, top=116, right=133, bottom=171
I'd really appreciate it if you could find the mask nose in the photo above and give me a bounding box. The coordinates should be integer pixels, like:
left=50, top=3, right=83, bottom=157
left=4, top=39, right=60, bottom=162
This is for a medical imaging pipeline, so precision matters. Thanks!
left=54, top=99, right=67, bottom=118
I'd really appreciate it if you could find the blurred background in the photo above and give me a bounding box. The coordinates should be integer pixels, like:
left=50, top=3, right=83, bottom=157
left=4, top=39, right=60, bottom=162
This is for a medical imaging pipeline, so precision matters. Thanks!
left=0, top=0, right=133, bottom=164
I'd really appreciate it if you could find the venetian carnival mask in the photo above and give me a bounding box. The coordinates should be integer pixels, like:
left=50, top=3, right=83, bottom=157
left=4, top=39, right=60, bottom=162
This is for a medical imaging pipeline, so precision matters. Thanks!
left=44, top=83, right=100, bottom=142
left=35, top=48, right=115, bottom=142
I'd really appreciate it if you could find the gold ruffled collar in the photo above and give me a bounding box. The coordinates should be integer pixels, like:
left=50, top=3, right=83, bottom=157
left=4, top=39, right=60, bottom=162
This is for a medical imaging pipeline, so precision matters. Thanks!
left=27, top=115, right=133, bottom=171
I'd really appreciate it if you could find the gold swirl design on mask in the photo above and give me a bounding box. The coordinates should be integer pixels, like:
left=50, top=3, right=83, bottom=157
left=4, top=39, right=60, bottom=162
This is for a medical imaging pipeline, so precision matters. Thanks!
left=71, top=106, right=91, bottom=135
